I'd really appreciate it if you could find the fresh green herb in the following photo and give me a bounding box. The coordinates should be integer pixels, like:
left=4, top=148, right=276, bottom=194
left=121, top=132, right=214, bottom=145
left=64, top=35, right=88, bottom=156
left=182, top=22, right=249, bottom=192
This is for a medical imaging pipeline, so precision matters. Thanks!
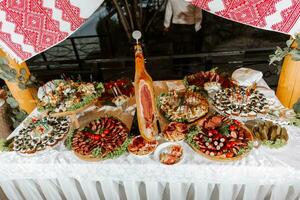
left=96, top=82, right=105, bottom=93
left=236, top=148, right=246, bottom=156
left=219, top=124, right=230, bottom=136
left=290, top=114, right=300, bottom=127
left=91, top=147, right=102, bottom=158
left=105, top=138, right=130, bottom=159
left=269, top=35, right=300, bottom=65
left=69, top=94, right=97, bottom=111
left=157, top=93, right=188, bottom=123
left=0, top=138, right=13, bottom=152
left=236, top=142, right=253, bottom=156
left=65, top=129, right=74, bottom=150
left=203, top=136, right=209, bottom=142
left=247, top=141, right=254, bottom=150
left=262, top=139, right=287, bottom=148
left=83, top=127, right=98, bottom=134
left=293, top=99, right=300, bottom=114
left=185, top=126, right=201, bottom=149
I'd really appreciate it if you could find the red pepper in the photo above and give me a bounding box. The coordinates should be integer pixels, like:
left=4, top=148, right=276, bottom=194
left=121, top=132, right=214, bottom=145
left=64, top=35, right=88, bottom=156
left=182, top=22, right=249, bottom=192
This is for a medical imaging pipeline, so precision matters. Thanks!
left=103, top=129, right=110, bottom=135
left=229, top=125, right=236, bottom=131
left=211, top=130, right=218, bottom=135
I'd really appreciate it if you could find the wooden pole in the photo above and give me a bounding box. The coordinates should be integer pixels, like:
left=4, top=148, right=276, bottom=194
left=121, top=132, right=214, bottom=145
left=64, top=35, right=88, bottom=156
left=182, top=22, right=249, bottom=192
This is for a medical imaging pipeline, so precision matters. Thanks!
left=0, top=50, right=37, bottom=113
left=276, top=40, right=300, bottom=108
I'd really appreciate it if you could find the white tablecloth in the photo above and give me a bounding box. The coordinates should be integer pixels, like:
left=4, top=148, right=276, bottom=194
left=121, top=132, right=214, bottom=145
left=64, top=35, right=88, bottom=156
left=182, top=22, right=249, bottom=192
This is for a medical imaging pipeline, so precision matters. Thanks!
left=1, top=80, right=300, bottom=200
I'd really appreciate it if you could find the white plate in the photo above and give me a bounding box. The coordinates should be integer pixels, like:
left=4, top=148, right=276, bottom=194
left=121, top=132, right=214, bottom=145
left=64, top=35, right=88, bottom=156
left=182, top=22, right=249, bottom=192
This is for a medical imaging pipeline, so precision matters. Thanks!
left=154, top=142, right=185, bottom=165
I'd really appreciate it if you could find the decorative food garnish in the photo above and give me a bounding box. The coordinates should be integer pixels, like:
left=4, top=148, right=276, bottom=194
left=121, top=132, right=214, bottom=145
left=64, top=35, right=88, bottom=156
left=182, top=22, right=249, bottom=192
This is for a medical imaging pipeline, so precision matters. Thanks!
left=212, top=86, right=271, bottom=117
left=38, top=80, right=104, bottom=113
left=186, top=115, right=253, bottom=160
left=100, top=79, right=134, bottom=106
left=128, top=136, right=158, bottom=156
left=250, top=121, right=288, bottom=148
left=158, top=90, right=209, bottom=123
left=13, top=116, right=70, bottom=154
left=184, top=69, right=234, bottom=90
left=159, top=144, right=183, bottom=165
left=71, top=117, right=129, bottom=160
left=204, top=82, right=221, bottom=93
left=163, top=122, right=188, bottom=141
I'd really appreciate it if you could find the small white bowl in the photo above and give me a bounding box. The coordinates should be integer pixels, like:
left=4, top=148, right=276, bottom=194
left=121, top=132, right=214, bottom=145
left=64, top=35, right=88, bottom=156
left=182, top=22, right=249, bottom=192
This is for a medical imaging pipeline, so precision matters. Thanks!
left=154, top=142, right=184, bottom=165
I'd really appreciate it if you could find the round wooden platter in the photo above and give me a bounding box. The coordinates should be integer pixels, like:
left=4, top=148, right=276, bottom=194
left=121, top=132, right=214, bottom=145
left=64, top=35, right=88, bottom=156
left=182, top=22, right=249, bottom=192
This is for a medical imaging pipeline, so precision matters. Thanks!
left=187, top=125, right=254, bottom=162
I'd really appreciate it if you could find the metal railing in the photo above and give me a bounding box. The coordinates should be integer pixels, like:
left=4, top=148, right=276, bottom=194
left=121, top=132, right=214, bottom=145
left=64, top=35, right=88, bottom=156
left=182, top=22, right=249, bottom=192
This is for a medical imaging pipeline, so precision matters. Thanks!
left=27, top=35, right=279, bottom=89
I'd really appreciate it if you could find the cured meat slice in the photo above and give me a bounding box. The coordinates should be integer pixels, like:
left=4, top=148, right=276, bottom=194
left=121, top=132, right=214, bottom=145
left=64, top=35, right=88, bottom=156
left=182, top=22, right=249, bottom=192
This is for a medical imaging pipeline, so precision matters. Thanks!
left=136, top=80, right=158, bottom=141
left=140, top=84, right=154, bottom=128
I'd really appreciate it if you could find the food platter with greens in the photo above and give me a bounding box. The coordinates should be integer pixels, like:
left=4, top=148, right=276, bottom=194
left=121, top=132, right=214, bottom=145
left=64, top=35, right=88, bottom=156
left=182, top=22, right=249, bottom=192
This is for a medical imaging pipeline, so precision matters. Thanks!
left=246, top=120, right=288, bottom=148
left=157, top=90, right=209, bottom=123
left=38, top=80, right=104, bottom=114
left=13, top=116, right=70, bottom=155
left=186, top=115, right=253, bottom=161
left=69, top=116, right=129, bottom=161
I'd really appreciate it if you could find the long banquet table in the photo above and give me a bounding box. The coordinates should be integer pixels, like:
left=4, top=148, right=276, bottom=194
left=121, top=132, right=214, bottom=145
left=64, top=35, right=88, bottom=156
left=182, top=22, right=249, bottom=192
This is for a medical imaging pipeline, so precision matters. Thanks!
left=1, top=80, right=300, bottom=200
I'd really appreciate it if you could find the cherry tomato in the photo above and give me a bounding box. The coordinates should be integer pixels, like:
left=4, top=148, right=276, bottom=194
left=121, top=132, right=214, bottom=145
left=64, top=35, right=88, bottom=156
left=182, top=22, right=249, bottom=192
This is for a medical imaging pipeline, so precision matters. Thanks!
left=233, top=120, right=241, bottom=126
left=226, top=152, right=234, bottom=158
left=103, top=129, right=110, bottom=135
left=88, top=134, right=94, bottom=140
left=213, top=133, right=222, bottom=140
left=229, top=125, right=236, bottom=131
left=94, top=135, right=101, bottom=140
left=226, top=141, right=236, bottom=148
left=106, top=83, right=113, bottom=89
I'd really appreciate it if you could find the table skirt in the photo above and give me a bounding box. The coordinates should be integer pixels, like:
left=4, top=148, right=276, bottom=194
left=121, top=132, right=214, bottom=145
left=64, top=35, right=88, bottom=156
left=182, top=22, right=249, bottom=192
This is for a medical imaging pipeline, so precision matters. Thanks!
left=1, top=179, right=299, bottom=200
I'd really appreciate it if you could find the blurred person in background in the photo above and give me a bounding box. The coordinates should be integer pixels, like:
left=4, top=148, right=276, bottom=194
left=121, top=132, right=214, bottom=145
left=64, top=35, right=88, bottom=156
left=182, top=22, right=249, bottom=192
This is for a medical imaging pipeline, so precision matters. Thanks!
left=164, top=0, right=203, bottom=54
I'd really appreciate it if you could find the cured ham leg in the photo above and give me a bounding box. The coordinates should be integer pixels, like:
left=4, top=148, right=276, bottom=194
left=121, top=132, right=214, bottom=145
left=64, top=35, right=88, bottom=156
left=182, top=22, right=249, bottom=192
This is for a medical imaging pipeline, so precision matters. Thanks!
left=134, top=44, right=158, bottom=141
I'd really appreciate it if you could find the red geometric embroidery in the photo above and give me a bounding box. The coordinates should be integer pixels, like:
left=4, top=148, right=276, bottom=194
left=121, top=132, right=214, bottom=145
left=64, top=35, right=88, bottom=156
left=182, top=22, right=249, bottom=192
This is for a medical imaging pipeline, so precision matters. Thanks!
left=272, top=0, right=300, bottom=32
left=0, top=0, right=88, bottom=61
left=0, top=22, right=32, bottom=60
left=55, top=0, right=85, bottom=31
left=192, top=0, right=300, bottom=35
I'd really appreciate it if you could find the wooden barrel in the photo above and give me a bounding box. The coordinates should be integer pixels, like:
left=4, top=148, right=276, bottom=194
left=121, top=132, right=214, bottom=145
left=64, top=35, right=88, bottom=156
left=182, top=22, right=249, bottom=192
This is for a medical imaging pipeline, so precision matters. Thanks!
left=276, top=41, right=300, bottom=108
